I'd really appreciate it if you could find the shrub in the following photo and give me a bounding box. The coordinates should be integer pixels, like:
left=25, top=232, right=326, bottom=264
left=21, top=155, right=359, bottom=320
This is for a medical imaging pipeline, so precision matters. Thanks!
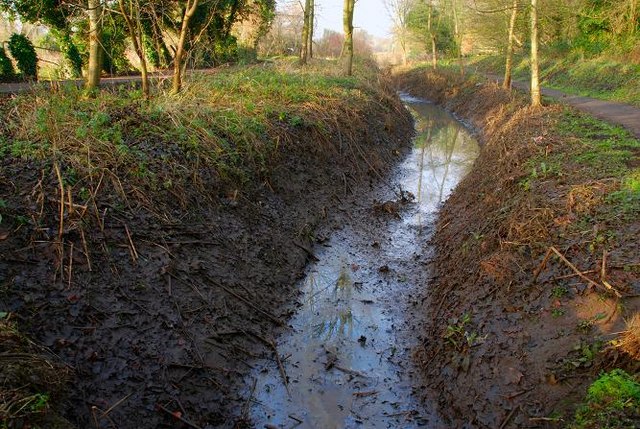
left=7, top=33, right=38, bottom=80
left=571, top=369, right=640, bottom=428
left=0, top=46, right=15, bottom=82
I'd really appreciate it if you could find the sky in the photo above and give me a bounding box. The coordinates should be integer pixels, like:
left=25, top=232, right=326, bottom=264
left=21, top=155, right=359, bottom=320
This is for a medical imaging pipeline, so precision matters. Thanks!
left=312, top=0, right=393, bottom=39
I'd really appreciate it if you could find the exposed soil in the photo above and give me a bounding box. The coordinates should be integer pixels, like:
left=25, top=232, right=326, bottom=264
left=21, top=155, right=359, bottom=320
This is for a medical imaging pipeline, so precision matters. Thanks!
left=394, top=68, right=640, bottom=427
left=0, top=78, right=413, bottom=428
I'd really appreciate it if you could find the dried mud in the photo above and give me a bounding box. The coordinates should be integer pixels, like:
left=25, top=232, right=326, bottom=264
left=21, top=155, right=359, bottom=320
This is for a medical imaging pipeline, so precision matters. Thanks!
left=0, top=83, right=413, bottom=428
left=394, top=69, right=640, bottom=427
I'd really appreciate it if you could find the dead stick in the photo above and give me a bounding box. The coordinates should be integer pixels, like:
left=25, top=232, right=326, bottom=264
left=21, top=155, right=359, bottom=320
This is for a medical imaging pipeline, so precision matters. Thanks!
left=156, top=403, right=202, bottom=429
left=101, top=393, right=132, bottom=417
left=80, top=227, right=92, bottom=271
left=91, top=406, right=100, bottom=429
left=551, top=270, right=598, bottom=281
left=203, top=275, right=284, bottom=327
left=242, top=378, right=257, bottom=419
left=549, top=247, right=621, bottom=297
left=124, top=224, right=138, bottom=263
left=53, top=162, right=65, bottom=241
left=499, top=406, right=519, bottom=429
left=600, top=249, right=622, bottom=298
left=67, top=242, right=73, bottom=289
left=271, top=340, right=290, bottom=396
left=532, top=248, right=552, bottom=282
left=288, top=414, right=303, bottom=424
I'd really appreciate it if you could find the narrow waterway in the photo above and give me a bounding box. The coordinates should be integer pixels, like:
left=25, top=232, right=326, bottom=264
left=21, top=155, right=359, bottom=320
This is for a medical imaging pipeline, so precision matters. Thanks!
left=248, top=95, right=480, bottom=429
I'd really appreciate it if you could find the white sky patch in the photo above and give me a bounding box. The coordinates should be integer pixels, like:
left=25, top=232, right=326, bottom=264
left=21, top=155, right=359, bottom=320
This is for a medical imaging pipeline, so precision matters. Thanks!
left=312, top=0, right=393, bottom=38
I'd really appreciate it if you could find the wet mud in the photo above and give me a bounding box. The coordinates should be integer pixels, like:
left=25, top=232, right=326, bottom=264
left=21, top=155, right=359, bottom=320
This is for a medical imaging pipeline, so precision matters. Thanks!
left=248, top=96, right=479, bottom=429
left=0, top=86, right=414, bottom=428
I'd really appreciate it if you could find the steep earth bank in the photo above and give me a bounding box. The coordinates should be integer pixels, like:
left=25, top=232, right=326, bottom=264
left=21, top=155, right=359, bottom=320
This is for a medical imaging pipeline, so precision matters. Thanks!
left=0, top=66, right=413, bottom=428
left=394, top=67, right=640, bottom=428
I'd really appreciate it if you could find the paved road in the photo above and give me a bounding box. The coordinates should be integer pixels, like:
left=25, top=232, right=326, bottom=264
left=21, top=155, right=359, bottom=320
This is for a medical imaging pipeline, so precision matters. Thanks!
left=485, top=74, right=640, bottom=139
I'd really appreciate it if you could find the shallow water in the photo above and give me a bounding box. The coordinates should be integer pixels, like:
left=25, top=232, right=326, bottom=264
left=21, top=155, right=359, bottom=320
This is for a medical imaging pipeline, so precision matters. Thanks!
left=247, top=95, right=479, bottom=428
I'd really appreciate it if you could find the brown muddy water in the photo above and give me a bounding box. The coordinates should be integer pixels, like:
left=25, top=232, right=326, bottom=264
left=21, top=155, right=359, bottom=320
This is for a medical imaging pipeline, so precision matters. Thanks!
left=247, top=95, right=480, bottom=428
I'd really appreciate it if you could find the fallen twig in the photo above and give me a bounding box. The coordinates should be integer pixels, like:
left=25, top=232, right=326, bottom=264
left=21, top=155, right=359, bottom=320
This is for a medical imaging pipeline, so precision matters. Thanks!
left=201, top=274, right=284, bottom=327
left=532, top=247, right=553, bottom=282
left=101, top=393, right=132, bottom=418
left=156, top=403, right=202, bottom=429
left=271, top=339, right=291, bottom=396
left=288, top=414, right=303, bottom=424
left=499, top=406, right=520, bottom=429
left=124, top=223, right=139, bottom=263
left=536, top=246, right=622, bottom=298
left=293, top=240, right=319, bottom=262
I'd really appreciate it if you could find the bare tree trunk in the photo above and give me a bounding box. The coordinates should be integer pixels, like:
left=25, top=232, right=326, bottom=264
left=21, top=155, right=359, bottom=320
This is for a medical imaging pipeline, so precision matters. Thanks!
left=342, top=0, right=355, bottom=76
left=300, top=0, right=311, bottom=64
left=172, top=0, right=199, bottom=94
left=428, top=1, right=437, bottom=69
left=308, top=0, right=314, bottom=59
left=86, top=0, right=102, bottom=91
left=504, top=0, right=518, bottom=89
left=119, top=0, right=149, bottom=97
left=451, top=0, right=464, bottom=76
left=401, top=39, right=407, bottom=65
left=530, top=0, right=541, bottom=107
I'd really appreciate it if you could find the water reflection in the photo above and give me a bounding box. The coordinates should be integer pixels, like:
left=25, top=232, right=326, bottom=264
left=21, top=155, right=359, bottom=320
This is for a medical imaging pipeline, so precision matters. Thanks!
left=247, top=94, right=479, bottom=429
left=406, top=99, right=479, bottom=218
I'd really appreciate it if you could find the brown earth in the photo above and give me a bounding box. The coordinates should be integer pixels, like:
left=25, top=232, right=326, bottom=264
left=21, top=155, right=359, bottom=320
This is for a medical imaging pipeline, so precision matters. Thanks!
left=394, top=68, right=640, bottom=427
left=0, top=78, right=414, bottom=428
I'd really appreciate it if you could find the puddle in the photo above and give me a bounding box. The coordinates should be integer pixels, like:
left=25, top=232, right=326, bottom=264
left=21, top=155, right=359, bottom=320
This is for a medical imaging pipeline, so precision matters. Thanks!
left=247, top=95, right=479, bottom=428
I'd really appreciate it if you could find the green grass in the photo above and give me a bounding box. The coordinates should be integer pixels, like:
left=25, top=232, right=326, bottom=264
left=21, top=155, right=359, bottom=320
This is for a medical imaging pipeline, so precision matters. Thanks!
left=551, top=110, right=640, bottom=221
left=570, top=369, right=640, bottom=429
left=468, top=53, right=640, bottom=107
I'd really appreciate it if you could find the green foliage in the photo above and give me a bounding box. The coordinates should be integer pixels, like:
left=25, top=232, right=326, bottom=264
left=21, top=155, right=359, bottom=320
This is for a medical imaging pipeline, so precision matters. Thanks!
left=7, top=33, right=38, bottom=80
left=0, top=47, right=15, bottom=82
left=444, top=313, right=484, bottom=352
left=607, top=170, right=640, bottom=217
left=59, top=32, right=82, bottom=78
left=0, top=0, right=68, bottom=29
left=100, top=15, right=133, bottom=75
left=406, top=1, right=456, bottom=56
left=570, top=369, right=640, bottom=428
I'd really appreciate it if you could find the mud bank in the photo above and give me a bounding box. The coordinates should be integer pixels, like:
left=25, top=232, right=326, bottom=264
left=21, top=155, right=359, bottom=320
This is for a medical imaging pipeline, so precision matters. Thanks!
left=394, top=68, right=640, bottom=427
left=0, top=69, right=413, bottom=428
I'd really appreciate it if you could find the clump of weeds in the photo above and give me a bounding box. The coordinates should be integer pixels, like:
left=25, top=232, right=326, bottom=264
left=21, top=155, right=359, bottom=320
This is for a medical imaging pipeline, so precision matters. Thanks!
left=570, top=369, right=640, bottom=429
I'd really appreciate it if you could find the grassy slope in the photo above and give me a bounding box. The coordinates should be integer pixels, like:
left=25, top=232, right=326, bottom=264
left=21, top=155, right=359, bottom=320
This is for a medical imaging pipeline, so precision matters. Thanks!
left=469, top=53, right=640, bottom=107
left=1, top=59, right=396, bottom=204
left=394, top=65, right=639, bottom=427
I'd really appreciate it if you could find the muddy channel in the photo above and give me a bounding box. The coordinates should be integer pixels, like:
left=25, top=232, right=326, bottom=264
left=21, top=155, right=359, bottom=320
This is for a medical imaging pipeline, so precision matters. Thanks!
left=247, top=95, right=480, bottom=429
